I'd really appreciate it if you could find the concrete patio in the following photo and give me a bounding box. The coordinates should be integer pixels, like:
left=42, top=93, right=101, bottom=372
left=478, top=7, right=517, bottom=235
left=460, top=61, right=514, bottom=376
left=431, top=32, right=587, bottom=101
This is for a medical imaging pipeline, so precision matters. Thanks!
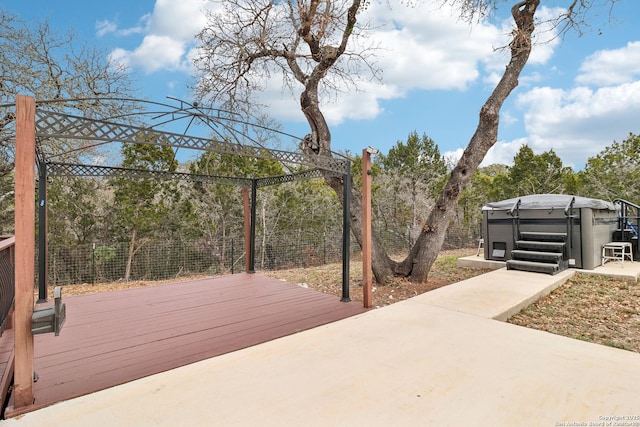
left=4, top=260, right=640, bottom=426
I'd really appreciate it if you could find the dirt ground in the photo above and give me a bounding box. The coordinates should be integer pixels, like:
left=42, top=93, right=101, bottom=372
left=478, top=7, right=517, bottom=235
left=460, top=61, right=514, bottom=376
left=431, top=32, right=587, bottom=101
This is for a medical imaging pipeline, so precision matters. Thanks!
left=48, top=249, right=640, bottom=354
left=262, top=249, right=487, bottom=308
left=508, top=273, right=640, bottom=353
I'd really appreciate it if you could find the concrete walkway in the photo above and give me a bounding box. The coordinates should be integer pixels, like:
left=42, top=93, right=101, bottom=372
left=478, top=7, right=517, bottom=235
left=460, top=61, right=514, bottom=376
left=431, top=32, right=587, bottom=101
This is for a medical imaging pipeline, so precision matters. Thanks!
left=4, top=263, right=640, bottom=426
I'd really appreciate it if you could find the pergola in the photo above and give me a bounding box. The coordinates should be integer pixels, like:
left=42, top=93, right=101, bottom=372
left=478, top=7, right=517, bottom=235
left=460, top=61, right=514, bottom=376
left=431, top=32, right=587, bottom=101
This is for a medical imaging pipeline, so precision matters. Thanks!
left=11, top=94, right=358, bottom=410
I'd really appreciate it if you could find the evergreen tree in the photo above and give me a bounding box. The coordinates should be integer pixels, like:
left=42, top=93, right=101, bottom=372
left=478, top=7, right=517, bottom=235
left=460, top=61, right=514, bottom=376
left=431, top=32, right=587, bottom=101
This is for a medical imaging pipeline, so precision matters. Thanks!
left=109, top=136, right=178, bottom=281
left=578, top=133, right=640, bottom=203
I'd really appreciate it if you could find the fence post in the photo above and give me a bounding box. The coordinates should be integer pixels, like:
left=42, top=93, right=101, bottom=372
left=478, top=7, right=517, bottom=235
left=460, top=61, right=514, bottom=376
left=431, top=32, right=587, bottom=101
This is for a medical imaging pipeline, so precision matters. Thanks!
left=14, top=95, right=36, bottom=409
left=91, top=242, right=96, bottom=285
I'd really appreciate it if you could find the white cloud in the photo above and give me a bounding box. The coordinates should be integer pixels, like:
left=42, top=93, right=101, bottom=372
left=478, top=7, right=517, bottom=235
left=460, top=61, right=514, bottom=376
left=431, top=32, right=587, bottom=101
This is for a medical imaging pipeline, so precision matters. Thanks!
left=505, top=80, right=640, bottom=168
left=366, top=2, right=499, bottom=93
left=576, top=41, right=640, bottom=85
left=479, top=34, right=640, bottom=170
left=105, top=0, right=577, bottom=149
left=128, top=35, right=189, bottom=73
left=316, top=3, right=563, bottom=126
left=95, top=16, right=147, bottom=38
left=106, top=0, right=208, bottom=74
left=147, top=0, right=208, bottom=41
left=481, top=138, right=529, bottom=166
left=321, top=80, right=397, bottom=124
left=481, top=6, right=562, bottom=74
left=528, top=7, right=563, bottom=65
left=444, top=138, right=525, bottom=168
left=95, top=19, right=118, bottom=37
left=109, top=48, right=132, bottom=70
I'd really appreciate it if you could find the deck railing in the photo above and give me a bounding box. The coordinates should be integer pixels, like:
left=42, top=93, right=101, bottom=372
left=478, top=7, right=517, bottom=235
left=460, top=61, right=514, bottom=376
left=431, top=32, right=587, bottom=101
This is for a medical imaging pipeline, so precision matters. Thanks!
left=0, top=236, right=15, bottom=336
left=614, top=199, right=640, bottom=236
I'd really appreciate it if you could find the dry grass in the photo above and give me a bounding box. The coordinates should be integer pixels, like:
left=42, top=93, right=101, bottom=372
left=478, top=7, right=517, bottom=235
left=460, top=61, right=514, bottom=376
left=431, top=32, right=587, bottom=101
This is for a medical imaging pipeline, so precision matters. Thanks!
left=508, top=273, right=640, bottom=353
left=262, top=249, right=488, bottom=307
left=42, top=274, right=213, bottom=298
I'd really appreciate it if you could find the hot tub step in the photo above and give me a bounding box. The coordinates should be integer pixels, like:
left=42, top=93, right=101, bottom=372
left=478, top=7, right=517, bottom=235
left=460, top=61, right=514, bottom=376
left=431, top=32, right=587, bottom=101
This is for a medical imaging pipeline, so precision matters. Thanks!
left=506, top=259, right=562, bottom=275
left=516, top=240, right=566, bottom=253
left=511, top=249, right=564, bottom=263
left=519, top=231, right=567, bottom=242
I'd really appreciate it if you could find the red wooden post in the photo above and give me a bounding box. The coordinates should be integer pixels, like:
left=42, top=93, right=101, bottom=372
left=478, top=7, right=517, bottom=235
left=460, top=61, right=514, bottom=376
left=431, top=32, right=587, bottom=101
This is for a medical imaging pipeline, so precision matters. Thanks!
left=362, top=149, right=373, bottom=308
left=243, top=187, right=251, bottom=273
left=14, top=95, right=36, bottom=408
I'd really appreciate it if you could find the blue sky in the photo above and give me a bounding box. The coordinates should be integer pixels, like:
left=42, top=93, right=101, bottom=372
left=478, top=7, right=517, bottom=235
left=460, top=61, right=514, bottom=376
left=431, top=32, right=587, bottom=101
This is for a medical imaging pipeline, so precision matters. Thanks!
left=3, top=0, right=640, bottom=169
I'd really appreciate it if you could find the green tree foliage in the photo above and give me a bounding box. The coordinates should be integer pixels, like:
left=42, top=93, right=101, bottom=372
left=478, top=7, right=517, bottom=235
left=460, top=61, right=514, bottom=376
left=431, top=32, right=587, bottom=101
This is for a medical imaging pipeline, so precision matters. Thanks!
left=506, top=145, right=574, bottom=196
left=0, top=169, right=13, bottom=235
left=259, top=178, right=342, bottom=268
left=381, top=131, right=447, bottom=197
left=187, top=148, right=287, bottom=268
left=376, top=131, right=447, bottom=245
left=108, top=137, right=178, bottom=280
left=458, top=164, right=510, bottom=232
left=47, top=177, right=100, bottom=245
left=457, top=147, right=577, bottom=238
left=578, top=133, right=640, bottom=203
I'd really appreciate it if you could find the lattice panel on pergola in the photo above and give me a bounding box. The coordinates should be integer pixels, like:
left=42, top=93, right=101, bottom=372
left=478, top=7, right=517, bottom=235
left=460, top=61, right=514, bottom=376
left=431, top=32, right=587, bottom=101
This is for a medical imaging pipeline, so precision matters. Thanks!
left=35, top=110, right=349, bottom=175
left=46, top=162, right=253, bottom=187
left=46, top=162, right=337, bottom=188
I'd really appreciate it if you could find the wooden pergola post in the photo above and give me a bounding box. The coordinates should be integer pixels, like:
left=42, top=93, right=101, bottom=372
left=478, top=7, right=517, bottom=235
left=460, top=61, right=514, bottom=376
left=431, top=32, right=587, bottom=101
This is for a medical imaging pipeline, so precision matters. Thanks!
left=14, top=95, right=36, bottom=408
left=362, top=148, right=373, bottom=308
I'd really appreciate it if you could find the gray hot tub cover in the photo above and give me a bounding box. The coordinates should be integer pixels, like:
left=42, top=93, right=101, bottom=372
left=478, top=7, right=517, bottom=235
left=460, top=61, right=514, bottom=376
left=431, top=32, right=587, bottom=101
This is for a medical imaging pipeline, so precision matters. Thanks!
left=482, top=194, right=616, bottom=211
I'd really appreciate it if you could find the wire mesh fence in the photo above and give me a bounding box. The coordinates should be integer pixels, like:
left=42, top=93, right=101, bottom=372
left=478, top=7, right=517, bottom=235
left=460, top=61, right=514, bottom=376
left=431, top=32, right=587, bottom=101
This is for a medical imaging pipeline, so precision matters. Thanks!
left=48, top=239, right=244, bottom=285
left=44, top=226, right=480, bottom=286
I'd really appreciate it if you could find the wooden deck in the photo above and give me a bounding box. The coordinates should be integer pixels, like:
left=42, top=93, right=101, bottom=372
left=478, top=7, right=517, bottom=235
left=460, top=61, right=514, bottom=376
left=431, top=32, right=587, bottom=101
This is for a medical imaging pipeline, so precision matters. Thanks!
left=7, top=273, right=366, bottom=415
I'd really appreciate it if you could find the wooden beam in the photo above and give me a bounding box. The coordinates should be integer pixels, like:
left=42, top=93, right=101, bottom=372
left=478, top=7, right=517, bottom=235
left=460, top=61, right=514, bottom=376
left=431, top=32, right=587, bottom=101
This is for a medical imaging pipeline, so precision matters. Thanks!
left=13, top=95, right=36, bottom=408
left=362, top=149, right=373, bottom=308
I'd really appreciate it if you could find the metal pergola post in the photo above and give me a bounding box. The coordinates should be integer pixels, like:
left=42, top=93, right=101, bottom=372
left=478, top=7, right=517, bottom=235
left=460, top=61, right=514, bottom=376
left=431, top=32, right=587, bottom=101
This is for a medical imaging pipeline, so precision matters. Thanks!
left=341, top=161, right=351, bottom=302
left=249, top=179, right=257, bottom=274
left=37, top=161, right=48, bottom=303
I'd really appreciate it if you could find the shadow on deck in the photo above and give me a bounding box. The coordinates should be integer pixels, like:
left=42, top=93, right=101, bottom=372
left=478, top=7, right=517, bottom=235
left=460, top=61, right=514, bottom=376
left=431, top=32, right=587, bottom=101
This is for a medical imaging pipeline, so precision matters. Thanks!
left=6, top=273, right=366, bottom=417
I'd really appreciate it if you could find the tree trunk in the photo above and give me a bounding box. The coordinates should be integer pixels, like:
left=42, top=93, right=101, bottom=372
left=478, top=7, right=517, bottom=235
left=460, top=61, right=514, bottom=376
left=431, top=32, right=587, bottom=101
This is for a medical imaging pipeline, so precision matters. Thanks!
left=292, top=0, right=399, bottom=281
left=299, top=0, right=539, bottom=284
left=125, top=227, right=136, bottom=281
left=395, top=0, right=540, bottom=282
left=300, top=74, right=396, bottom=284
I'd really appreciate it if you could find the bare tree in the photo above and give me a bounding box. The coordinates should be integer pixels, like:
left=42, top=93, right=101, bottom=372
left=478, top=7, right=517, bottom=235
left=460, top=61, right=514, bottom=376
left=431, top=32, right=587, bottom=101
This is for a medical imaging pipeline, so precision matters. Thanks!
left=194, top=0, right=618, bottom=283
left=0, top=9, right=135, bottom=163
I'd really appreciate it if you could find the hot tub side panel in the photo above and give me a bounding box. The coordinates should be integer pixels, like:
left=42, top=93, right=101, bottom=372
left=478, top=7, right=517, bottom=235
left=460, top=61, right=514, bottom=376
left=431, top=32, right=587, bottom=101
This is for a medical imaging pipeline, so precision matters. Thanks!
left=581, top=208, right=619, bottom=269
left=483, top=209, right=515, bottom=261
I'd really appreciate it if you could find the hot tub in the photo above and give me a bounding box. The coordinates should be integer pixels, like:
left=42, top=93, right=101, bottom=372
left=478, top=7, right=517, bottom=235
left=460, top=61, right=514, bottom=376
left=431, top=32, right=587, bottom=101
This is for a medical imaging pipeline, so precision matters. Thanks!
left=481, top=194, right=618, bottom=270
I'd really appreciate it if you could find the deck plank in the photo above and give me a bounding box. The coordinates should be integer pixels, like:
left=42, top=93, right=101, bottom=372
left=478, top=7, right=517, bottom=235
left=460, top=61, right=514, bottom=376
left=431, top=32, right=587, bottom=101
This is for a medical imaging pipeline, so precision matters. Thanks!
left=9, top=273, right=365, bottom=415
left=0, top=328, right=14, bottom=412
